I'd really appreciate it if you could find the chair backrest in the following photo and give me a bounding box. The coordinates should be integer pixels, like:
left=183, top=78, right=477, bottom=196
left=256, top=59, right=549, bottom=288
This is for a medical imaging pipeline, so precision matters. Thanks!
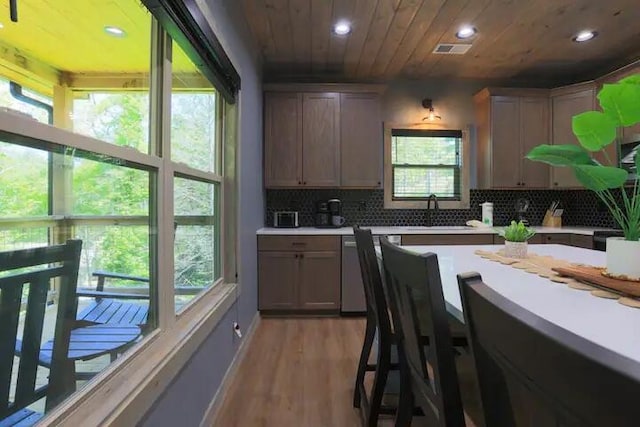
left=457, top=272, right=640, bottom=427
left=352, top=226, right=392, bottom=338
left=0, top=240, right=82, bottom=419
left=379, top=237, right=464, bottom=427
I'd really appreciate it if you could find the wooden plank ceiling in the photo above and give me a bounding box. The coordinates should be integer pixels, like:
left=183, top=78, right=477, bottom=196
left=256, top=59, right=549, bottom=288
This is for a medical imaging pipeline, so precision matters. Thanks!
left=241, top=0, right=640, bottom=85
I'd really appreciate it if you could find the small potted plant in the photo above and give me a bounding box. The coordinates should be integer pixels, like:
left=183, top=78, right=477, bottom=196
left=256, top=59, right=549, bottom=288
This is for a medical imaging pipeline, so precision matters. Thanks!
left=527, top=73, right=640, bottom=279
left=499, top=220, right=536, bottom=259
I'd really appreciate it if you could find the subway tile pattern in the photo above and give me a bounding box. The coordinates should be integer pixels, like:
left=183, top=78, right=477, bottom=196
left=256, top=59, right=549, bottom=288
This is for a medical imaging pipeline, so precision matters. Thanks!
left=266, top=189, right=619, bottom=229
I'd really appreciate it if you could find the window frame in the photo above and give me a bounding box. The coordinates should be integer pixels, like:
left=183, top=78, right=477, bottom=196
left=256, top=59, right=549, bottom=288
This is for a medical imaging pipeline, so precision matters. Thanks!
left=0, top=9, right=238, bottom=426
left=384, top=122, right=470, bottom=209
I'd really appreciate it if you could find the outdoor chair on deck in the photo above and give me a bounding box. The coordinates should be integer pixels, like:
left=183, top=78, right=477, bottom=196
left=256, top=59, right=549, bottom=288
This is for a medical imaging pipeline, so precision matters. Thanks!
left=0, top=240, right=82, bottom=426
left=76, top=271, right=150, bottom=332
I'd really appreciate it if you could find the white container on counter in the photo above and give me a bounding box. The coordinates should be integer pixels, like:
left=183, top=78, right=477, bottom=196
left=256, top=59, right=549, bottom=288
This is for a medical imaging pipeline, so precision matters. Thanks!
left=480, top=202, right=493, bottom=226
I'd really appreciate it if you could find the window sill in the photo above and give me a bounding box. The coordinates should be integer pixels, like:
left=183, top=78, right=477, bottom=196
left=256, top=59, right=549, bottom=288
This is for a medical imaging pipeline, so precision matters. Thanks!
left=39, top=282, right=239, bottom=426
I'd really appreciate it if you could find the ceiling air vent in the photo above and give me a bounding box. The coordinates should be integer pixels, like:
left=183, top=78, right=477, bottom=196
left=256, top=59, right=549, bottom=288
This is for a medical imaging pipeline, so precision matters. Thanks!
left=433, top=43, right=472, bottom=55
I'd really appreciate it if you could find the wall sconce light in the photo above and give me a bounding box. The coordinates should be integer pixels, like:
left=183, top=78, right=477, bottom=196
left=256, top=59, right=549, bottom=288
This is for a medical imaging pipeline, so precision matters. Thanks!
left=422, top=98, right=441, bottom=121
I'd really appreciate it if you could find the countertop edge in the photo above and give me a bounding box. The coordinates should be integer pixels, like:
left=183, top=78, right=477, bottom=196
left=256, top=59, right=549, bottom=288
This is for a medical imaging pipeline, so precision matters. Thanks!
left=255, top=226, right=614, bottom=236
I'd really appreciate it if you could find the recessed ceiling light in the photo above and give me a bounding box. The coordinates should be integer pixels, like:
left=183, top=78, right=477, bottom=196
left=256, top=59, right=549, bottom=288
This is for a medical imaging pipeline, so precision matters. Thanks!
left=332, top=21, right=351, bottom=36
left=572, top=30, right=597, bottom=42
left=456, top=25, right=477, bottom=39
left=0, top=23, right=4, bottom=30
left=104, top=26, right=126, bottom=37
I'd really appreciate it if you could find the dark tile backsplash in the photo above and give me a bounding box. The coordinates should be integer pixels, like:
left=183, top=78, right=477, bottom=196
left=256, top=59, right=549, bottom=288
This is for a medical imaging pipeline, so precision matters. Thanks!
left=265, top=189, right=617, bottom=229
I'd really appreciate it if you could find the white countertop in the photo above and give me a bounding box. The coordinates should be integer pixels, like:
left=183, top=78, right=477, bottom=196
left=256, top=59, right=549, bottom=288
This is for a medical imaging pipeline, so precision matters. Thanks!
left=394, top=244, right=640, bottom=363
left=256, top=226, right=614, bottom=236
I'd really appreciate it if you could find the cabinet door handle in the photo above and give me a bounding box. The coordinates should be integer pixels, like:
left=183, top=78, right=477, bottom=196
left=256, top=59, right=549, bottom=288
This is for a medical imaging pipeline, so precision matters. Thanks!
left=299, top=254, right=304, bottom=259
left=554, top=182, right=558, bottom=186
left=294, top=253, right=299, bottom=258
left=298, top=181, right=302, bottom=185
left=291, top=242, right=306, bottom=246
left=303, top=181, right=307, bottom=185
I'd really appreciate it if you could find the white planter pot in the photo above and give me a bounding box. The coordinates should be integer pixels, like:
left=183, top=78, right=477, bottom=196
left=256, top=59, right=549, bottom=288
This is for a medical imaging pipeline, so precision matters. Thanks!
left=504, top=241, right=528, bottom=259
left=606, top=237, right=640, bottom=280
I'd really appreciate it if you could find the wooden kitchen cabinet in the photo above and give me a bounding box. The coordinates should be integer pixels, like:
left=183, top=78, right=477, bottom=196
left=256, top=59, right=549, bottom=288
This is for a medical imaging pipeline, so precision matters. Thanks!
left=540, top=233, right=572, bottom=245
left=550, top=85, right=596, bottom=188
left=402, top=234, right=494, bottom=245
left=474, top=89, right=550, bottom=189
left=298, top=251, right=341, bottom=310
left=258, top=236, right=341, bottom=312
left=340, top=93, right=382, bottom=188
left=264, top=92, right=302, bottom=187
left=302, top=93, right=340, bottom=187
left=264, top=91, right=339, bottom=188
left=570, top=234, right=593, bottom=249
left=493, top=234, right=543, bottom=244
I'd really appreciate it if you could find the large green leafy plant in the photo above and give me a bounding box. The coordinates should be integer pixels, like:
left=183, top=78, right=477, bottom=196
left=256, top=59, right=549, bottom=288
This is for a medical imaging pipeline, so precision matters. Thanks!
left=527, top=74, right=640, bottom=241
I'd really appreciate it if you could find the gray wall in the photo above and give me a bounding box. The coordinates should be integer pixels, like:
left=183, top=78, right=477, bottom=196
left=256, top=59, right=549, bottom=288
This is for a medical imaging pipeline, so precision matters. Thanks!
left=141, top=0, right=263, bottom=425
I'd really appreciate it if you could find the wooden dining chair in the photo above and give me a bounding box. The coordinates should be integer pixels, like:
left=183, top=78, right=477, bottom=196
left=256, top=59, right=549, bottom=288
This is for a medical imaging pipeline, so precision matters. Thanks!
left=352, top=226, right=398, bottom=426
left=457, top=272, right=640, bottom=427
left=379, top=237, right=465, bottom=427
left=0, top=239, right=82, bottom=425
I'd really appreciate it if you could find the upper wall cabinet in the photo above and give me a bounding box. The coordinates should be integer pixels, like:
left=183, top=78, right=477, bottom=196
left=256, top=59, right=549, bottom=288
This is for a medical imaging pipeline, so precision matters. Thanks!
left=550, top=85, right=596, bottom=188
left=302, top=93, right=341, bottom=187
left=264, top=92, right=302, bottom=187
left=474, top=89, right=550, bottom=189
left=340, top=93, right=382, bottom=188
left=264, top=87, right=383, bottom=189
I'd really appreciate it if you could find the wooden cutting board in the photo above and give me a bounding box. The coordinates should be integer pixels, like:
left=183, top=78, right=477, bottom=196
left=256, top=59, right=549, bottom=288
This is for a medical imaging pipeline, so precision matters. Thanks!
left=552, top=266, right=640, bottom=297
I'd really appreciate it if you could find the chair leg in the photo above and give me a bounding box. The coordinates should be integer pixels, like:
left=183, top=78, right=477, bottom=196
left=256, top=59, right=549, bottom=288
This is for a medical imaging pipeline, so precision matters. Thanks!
left=354, top=316, right=376, bottom=408
left=368, top=337, right=391, bottom=427
left=395, top=349, right=414, bottom=427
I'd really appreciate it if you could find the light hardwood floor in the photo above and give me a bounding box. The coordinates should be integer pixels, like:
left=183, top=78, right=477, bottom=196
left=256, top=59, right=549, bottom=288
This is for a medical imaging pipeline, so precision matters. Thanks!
left=211, top=317, right=481, bottom=427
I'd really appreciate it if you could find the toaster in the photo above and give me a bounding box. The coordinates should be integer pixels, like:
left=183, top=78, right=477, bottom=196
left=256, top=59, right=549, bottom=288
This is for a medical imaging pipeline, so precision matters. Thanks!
left=273, top=211, right=299, bottom=228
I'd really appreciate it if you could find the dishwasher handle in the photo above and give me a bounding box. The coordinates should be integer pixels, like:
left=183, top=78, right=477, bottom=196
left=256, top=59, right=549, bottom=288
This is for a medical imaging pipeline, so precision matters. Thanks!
left=343, top=241, right=357, bottom=248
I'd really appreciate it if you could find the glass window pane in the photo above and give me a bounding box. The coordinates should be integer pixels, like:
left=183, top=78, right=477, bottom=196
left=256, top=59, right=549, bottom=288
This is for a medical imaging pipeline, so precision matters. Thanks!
left=0, top=142, right=48, bottom=217
left=0, top=78, right=51, bottom=124
left=391, top=136, right=459, bottom=165
left=0, top=136, right=156, bottom=418
left=393, top=167, right=456, bottom=198
left=0, top=0, right=151, bottom=152
left=174, top=177, right=219, bottom=312
left=171, top=41, right=218, bottom=173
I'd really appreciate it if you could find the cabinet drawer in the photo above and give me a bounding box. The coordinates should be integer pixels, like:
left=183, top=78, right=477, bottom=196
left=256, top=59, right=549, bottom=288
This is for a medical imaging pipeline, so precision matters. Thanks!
left=570, top=234, right=593, bottom=249
left=402, top=234, right=494, bottom=246
left=258, top=235, right=340, bottom=251
left=541, top=233, right=572, bottom=245
left=493, top=234, right=543, bottom=244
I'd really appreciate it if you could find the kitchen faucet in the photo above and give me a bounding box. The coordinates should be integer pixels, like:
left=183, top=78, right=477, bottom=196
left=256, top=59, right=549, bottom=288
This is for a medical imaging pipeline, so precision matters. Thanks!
left=426, top=194, right=439, bottom=226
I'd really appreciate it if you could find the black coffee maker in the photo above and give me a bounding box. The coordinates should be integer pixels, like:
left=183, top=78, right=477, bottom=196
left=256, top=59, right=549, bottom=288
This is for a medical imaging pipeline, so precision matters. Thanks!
left=315, top=199, right=345, bottom=227
left=315, top=200, right=330, bottom=227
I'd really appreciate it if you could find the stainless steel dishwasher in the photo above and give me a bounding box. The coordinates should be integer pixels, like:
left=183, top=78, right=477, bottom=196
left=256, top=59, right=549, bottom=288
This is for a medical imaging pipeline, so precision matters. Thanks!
left=341, top=234, right=401, bottom=314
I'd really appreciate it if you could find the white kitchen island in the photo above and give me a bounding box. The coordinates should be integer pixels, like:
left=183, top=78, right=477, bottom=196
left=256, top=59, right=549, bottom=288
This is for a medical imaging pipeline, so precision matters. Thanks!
left=388, top=244, right=640, bottom=363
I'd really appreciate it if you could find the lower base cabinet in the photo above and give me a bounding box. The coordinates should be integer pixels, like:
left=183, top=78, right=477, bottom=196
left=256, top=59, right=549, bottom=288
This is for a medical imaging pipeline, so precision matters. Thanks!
left=402, top=234, right=494, bottom=245
left=258, top=236, right=340, bottom=312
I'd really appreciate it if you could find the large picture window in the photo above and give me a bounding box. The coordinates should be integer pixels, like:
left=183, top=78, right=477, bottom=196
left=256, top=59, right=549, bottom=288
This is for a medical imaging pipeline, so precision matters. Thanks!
left=0, top=0, right=234, bottom=421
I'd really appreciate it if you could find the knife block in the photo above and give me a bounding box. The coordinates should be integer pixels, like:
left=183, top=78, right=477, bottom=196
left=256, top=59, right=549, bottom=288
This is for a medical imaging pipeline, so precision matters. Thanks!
left=542, top=210, right=562, bottom=227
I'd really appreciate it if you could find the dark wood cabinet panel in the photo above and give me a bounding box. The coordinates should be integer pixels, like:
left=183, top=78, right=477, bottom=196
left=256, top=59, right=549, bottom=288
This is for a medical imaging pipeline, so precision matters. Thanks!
left=264, top=92, right=302, bottom=187
left=258, top=235, right=340, bottom=252
left=298, top=251, right=341, bottom=310
left=258, top=236, right=341, bottom=313
left=402, top=234, right=494, bottom=245
left=258, top=251, right=298, bottom=310
left=491, top=97, right=521, bottom=188
left=493, top=234, right=543, bottom=244
left=520, top=97, right=550, bottom=188
left=540, top=233, right=572, bottom=245
left=570, top=234, right=593, bottom=249
left=302, top=93, right=340, bottom=187
left=551, top=88, right=595, bottom=188
left=340, top=93, right=382, bottom=188
left=475, top=90, right=550, bottom=189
